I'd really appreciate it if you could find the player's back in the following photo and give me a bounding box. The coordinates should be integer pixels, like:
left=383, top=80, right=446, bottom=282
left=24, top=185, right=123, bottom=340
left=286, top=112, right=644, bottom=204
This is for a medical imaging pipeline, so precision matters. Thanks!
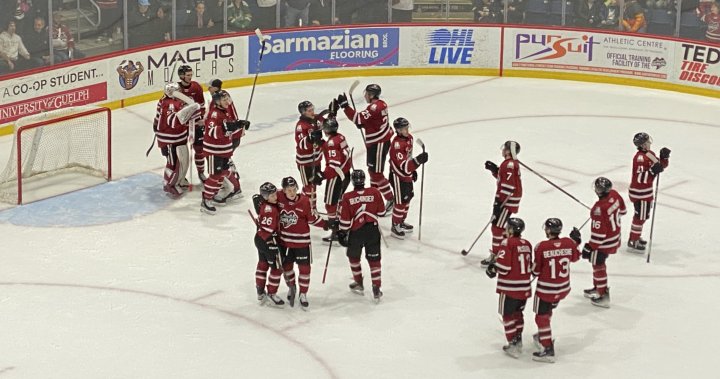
left=340, top=187, right=384, bottom=231
left=495, top=237, right=533, bottom=299
left=533, top=237, right=580, bottom=302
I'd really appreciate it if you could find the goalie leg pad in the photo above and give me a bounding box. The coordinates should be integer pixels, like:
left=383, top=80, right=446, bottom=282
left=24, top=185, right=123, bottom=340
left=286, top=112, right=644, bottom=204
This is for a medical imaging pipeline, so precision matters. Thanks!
left=175, top=144, right=190, bottom=185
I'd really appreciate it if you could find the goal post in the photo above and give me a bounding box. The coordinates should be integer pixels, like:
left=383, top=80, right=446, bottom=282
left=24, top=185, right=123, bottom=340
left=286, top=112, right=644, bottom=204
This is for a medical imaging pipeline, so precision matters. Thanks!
left=0, top=106, right=112, bottom=205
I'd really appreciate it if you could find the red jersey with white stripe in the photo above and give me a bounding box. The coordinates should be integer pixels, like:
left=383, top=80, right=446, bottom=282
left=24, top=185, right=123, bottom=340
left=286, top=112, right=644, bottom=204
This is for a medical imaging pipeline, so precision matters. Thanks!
left=321, top=133, right=352, bottom=180
left=256, top=201, right=280, bottom=241
left=532, top=237, right=581, bottom=303
left=339, top=187, right=385, bottom=232
left=178, top=81, right=206, bottom=120
left=207, top=96, right=242, bottom=142
left=153, top=96, right=189, bottom=148
left=589, top=189, right=627, bottom=254
left=204, top=106, right=234, bottom=158
left=343, top=99, right=393, bottom=146
left=389, top=134, right=419, bottom=182
left=494, top=236, right=533, bottom=300
left=629, top=150, right=668, bottom=202
left=295, top=115, right=324, bottom=166
left=277, top=191, right=326, bottom=248
left=494, top=158, right=522, bottom=212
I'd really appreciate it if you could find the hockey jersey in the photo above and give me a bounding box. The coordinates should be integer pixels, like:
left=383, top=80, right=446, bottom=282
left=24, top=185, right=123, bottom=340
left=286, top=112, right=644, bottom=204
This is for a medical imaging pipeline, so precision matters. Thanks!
left=256, top=201, right=280, bottom=241
left=629, top=150, right=668, bottom=202
left=389, top=133, right=419, bottom=182
left=178, top=81, right=206, bottom=121
left=338, top=187, right=385, bottom=232
left=153, top=96, right=189, bottom=148
left=320, top=133, right=352, bottom=181
left=204, top=106, right=235, bottom=158
left=494, top=236, right=533, bottom=300
left=532, top=237, right=581, bottom=302
left=343, top=99, right=393, bottom=146
left=277, top=191, right=326, bottom=248
left=494, top=158, right=522, bottom=212
left=589, top=189, right=627, bottom=254
left=295, top=115, right=324, bottom=166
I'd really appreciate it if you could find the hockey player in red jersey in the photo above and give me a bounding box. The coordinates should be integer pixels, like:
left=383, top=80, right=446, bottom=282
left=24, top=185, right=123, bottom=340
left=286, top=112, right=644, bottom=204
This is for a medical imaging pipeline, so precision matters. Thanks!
left=336, top=84, right=394, bottom=213
left=388, top=117, right=429, bottom=239
left=153, top=83, right=201, bottom=198
left=530, top=218, right=582, bottom=363
left=201, top=90, right=249, bottom=214
left=277, top=176, right=328, bottom=310
left=482, top=141, right=523, bottom=267
left=295, top=100, right=328, bottom=213
left=627, top=132, right=670, bottom=251
left=177, top=65, right=207, bottom=182
left=206, top=79, right=244, bottom=203
left=583, top=177, right=627, bottom=308
left=253, top=182, right=286, bottom=308
left=310, top=118, right=352, bottom=242
left=336, top=170, right=386, bottom=302
left=486, top=217, right=533, bottom=358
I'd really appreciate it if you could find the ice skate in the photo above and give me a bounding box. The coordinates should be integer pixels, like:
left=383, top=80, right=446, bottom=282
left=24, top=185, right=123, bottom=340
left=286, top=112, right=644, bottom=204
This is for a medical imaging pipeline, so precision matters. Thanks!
left=400, top=222, right=414, bottom=233
left=584, top=287, right=598, bottom=299
left=391, top=224, right=405, bottom=239
left=502, top=336, right=522, bottom=359
left=256, top=286, right=267, bottom=305
left=591, top=290, right=610, bottom=308
left=266, top=293, right=286, bottom=308
left=201, top=198, right=217, bottom=215
left=299, top=293, right=309, bottom=311
left=532, top=344, right=556, bottom=363
left=627, top=239, right=646, bottom=252
left=349, top=280, right=364, bottom=295
left=372, top=285, right=383, bottom=303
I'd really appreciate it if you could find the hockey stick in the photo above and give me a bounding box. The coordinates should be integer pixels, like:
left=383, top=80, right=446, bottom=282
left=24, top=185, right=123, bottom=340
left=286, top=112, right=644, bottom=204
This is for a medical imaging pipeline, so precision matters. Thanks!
left=245, top=29, right=268, bottom=122
left=646, top=174, right=660, bottom=264
left=347, top=80, right=366, bottom=143
left=416, top=138, right=426, bottom=241
left=248, top=209, right=282, bottom=270
left=518, top=160, right=591, bottom=210
left=322, top=235, right=333, bottom=284
left=461, top=198, right=509, bottom=256
left=187, top=119, right=195, bottom=192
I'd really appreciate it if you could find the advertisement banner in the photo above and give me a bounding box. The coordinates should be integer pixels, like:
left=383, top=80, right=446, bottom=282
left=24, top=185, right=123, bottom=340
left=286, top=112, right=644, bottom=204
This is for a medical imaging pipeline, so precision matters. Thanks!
left=106, top=36, right=245, bottom=101
left=249, top=27, right=400, bottom=73
left=400, top=26, right=501, bottom=69
left=0, top=83, right=107, bottom=125
left=504, top=28, right=672, bottom=80
left=673, top=42, right=720, bottom=90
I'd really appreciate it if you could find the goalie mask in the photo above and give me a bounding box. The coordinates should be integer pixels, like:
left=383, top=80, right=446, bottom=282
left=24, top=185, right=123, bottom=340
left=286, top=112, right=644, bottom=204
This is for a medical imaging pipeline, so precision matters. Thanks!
left=164, top=83, right=180, bottom=98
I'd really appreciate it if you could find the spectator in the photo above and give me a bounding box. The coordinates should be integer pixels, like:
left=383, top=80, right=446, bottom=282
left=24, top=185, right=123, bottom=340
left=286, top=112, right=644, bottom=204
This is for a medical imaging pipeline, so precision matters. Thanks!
left=206, top=0, right=228, bottom=32
left=699, top=1, right=720, bottom=43
left=248, top=0, right=278, bottom=29
left=473, top=0, right=501, bottom=22
left=309, top=0, right=333, bottom=25
left=50, top=11, right=84, bottom=60
left=601, top=0, right=620, bottom=28
left=228, top=0, right=253, bottom=30
left=128, top=0, right=154, bottom=47
left=504, top=0, right=526, bottom=23
left=184, top=1, right=216, bottom=38
left=0, top=20, right=31, bottom=74
left=284, top=0, right=313, bottom=27
left=13, top=0, right=36, bottom=36
left=576, top=0, right=606, bottom=27
left=392, top=0, right=414, bottom=22
left=147, top=6, right=172, bottom=44
left=23, top=16, right=50, bottom=67
left=622, top=0, right=647, bottom=32
left=97, top=0, right=122, bottom=40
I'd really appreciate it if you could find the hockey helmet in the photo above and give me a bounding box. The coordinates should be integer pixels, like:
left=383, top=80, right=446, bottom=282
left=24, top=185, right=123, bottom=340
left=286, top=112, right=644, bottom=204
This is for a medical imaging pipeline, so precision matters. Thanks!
left=259, top=182, right=277, bottom=200
left=365, top=84, right=381, bottom=99
left=177, top=65, right=192, bottom=77
left=502, top=140, right=521, bottom=159
left=543, top=218, right=563, bottom=235
left=393, top=117, right=410, bottom=131
left=506, top=218, right=525, bottom=236
left=351, top=170, right=366, bottom=188
left=282, top=176, right=298, bottom=189
left=593, top=177, right=612, bottom=197
left=322, top=118, right=339, bottom=133
left=633, top=132, right=652, bottom=148
left=298, top=100, right=314, bottom=114
left=164, top=82, right=180, bottom=98
left=208, top=78, right=223, bottom=90
left=212, top=90, right=230, bottom=105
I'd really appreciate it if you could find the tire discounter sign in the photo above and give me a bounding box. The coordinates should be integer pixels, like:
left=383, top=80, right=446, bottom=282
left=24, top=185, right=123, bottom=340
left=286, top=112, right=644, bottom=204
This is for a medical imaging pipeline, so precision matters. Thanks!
left=399, top=26, right=501, bottom=70
left=249, top=27, right=399, bottom=73
left=673, top=43, right=720, bottom=88
left=504, top=28, right=673, bottom=81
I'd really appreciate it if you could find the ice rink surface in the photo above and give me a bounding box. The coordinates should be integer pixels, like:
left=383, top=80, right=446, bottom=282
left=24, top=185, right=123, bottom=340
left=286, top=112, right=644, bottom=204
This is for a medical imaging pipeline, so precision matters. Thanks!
left=0, top=76, right=719, bottom=378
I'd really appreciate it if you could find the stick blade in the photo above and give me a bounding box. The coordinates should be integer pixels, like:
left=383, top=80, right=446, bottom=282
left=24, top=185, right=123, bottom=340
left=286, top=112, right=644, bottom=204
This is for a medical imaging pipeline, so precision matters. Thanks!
left=254, top=28, right=265, bottom=40
left=461, top=249, right=469, bottom=256
left=349, top=80, right=360, bottom=94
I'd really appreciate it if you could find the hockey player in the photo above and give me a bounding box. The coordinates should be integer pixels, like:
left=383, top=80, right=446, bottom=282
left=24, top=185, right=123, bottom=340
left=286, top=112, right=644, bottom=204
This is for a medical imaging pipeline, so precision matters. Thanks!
left=177, top=65, right=207, bottom=182
left=628, top=132, right=670, bottom=251
left=482, top=141, right=523, bottom=267
left=486, top=217, right=532, bottom=358
left=583, top=177, right=627, bottom=308
left=388, top=117, right=429, bottom=239
left=206, top=78, right=244, bottom=203
left=336, top=170, right=386, bottom=302
left=201, top=90, right=249, bottom=214
left=277, top=176, right=328, bottom=310
left=310, top=118, right=352, bottom=242
left=336, top=84, right=394, bottom=213
left=253, top=182, right=286, bottom=308
left=295, top=100, right=328, bottom=213
left=530, top=218, right=582, bottom=363
left=153, top=83, right=201, bottom=198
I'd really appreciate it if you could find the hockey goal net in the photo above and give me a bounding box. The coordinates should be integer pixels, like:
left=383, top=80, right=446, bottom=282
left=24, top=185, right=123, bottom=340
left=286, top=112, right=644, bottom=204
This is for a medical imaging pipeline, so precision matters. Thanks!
left=0, top=106, right=111, bottom=204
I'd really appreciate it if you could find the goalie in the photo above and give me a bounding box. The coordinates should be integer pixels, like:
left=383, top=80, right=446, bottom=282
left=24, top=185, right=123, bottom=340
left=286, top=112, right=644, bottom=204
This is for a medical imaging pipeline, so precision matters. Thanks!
left=153, top=83, right=202, bottom=198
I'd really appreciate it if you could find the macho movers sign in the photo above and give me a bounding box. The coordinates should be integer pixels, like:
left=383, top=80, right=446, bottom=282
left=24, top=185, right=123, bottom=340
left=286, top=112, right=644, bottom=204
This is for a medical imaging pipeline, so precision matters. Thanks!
left=504, top=28, right=671, bottom=80
left=250, top=27, right=399, bottom=73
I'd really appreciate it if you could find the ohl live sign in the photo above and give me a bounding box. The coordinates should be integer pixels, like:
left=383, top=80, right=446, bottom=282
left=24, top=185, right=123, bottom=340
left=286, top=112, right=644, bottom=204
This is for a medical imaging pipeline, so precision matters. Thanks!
left=504, top=28, right=672, bottom=81
left=250, top=28, right=399, bottom=73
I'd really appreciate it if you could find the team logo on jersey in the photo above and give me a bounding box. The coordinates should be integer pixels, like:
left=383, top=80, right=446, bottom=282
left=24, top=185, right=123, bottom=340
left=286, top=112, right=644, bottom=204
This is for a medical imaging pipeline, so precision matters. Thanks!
left=515, top=33, right=599, bottom=62
left=116, top=60, right=144, bottom=90
left=426, top=28, right=475, bottom=65
left=593, top=207, right=601, bottom=216
left=280, top=211, right=299, bottom=227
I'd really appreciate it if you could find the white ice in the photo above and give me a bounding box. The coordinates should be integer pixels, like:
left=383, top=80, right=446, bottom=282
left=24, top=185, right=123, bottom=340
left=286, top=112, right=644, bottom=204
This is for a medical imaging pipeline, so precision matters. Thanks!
left=0, top=76, right=719, bottom=378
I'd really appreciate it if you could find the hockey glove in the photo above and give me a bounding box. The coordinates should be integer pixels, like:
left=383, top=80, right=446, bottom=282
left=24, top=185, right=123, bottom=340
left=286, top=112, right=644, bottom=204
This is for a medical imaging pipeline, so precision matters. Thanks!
left=650, top=162, right=664, bottom=175
left=252, top=194, right=263, bottom=214
left=310, top=129, right=324, bottom=145
left=484, top=161, right=499, bottom=176
left=337, top=230, right=349, bottom=247
left=570, top=227, right=582, bottom=245
left=336, top=93, right=349, bottom=108
left=485, top=262, right=497, bottom=279
left=328, top=99, right=339, bottom=117
left=224, top=120, right=243, bottom=133
left=312, top=172, right=325, bottom=186
left=660, top=147, right=671, bottom=160
left=582, top=243, right=594, bottom=260
left=414, top=152, right=429, bottom=165
left=176, top=103, right=201, bottom=124
left=412, top=171, right=418, bottom=182
left=240, top=120, right=251, bottom=130
left=329, top=219, right=340, bottom=231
